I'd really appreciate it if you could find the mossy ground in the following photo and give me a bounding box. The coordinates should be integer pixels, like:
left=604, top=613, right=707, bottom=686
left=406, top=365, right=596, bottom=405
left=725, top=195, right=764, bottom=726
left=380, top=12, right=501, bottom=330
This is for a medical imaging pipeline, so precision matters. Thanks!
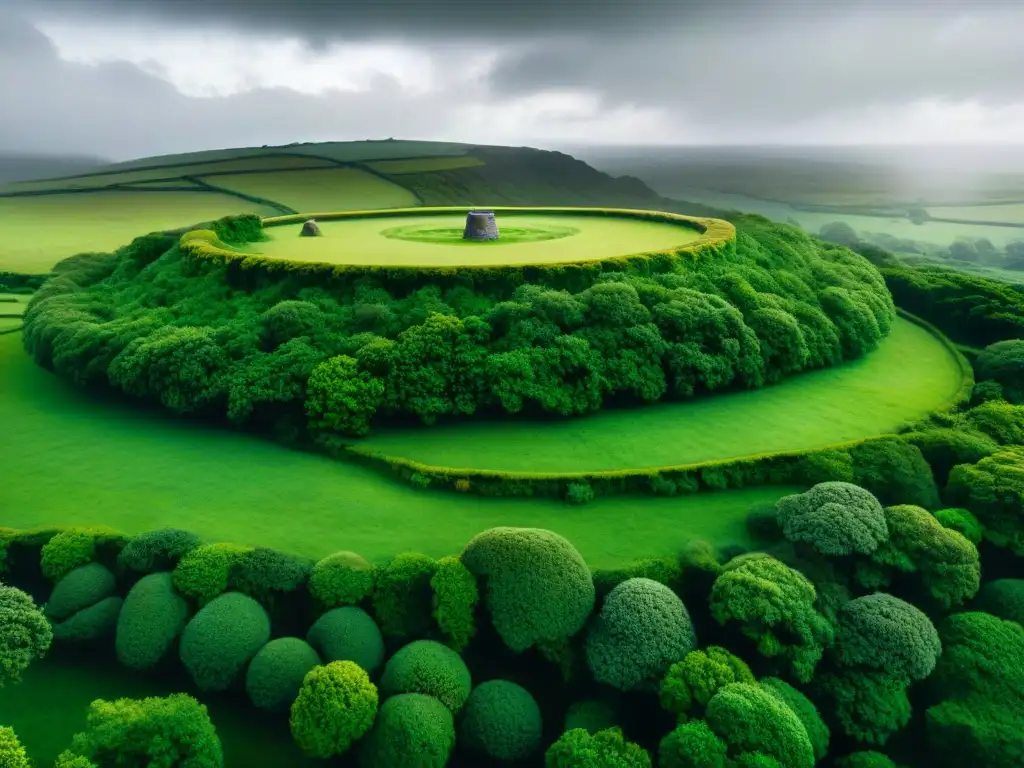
left=253, top=213, right=702, bottom=266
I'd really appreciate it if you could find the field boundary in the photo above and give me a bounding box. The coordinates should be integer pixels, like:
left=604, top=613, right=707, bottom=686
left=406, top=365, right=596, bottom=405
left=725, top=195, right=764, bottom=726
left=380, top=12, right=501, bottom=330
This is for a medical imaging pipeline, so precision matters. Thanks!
left=337, top=309, right=971, bottom=500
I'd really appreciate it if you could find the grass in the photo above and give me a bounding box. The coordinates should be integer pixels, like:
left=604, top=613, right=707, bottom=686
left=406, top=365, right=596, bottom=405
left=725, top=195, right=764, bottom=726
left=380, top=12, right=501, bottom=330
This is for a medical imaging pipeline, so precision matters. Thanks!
left=367, top=155, right=485, bottom=174
left=0, top=332, right=791, bottom=567
left=0, top=651, right=316, bottom=767
left=255, top=213, right=702, bottom=267
left=381, top=222, right=579, bottom=245
left=214, top=168, right=417, bottom=213
left=360, top=318, right=965, bottom=473
left=0, top=317, right=22, bottom=332
left=0, top=192, right=274, bottom=274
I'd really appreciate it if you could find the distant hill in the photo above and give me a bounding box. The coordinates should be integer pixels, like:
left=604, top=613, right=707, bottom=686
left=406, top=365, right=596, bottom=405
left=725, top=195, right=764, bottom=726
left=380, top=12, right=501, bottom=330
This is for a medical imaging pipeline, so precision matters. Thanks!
left=0, top=151, right=109, bottom=184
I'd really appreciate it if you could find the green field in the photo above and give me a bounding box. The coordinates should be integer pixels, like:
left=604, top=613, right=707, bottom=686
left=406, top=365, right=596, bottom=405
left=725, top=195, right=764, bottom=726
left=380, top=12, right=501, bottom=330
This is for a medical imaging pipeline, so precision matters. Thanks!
left=0, top=654, right=315, bottom=767
left=361, top=317, right=964, bottom=473
left=0, top=192, right=273, bottom=273
left=367, top=155, right=485, bottom=174
left=927, top=203, right=1024, bottom=224
left=215, top=168, right=417, bottom=212
left=0, top=332, right=790, bottom=566
left=254, top=213, right=703, bottom=267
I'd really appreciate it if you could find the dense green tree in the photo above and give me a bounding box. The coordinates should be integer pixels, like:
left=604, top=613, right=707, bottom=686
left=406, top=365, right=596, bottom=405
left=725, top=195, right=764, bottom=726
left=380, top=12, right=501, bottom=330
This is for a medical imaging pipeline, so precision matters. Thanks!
left=429, top=555, right=478, bottom=651
left=45, top=562, right=116, bottom=622
left=358, top=693, right=455, bottom=768
left=0, top=726, right=29, bottom=768
left=308, top=551, right=375, bottom=609
left=545, top=727, right=652, bottom=768
left=305, top=606, right=385, bottom=674
left=814, top=670, right=911, bottom=746
left=704, top=683, right=815, bottom=768
left=833, top=593, right=941, bottom=682
left=305, top=354, right=385, bottom=437
left=51, top=597, right=124, bottom=643
left=658, top=719, right=728, bottom=768
left=172, top=542, right=252, bottom=606
left=965, top=400, right=1024, bottom=445
left=973, top=579, right=1024, bottom=625
left=759, top=678, right=830, bottom=762
left=246, top=637, right=321, bottom=712
left=975, top=339, right=1024, bottom=403
left=179, top=592, right=271, bottom=691
left=849, top=439, right=940, bottom=509
left=933, top=507, right=983, bottom=545
left=0, top=583, right=52, bottom=688
left=459, top=680, right=543, bottom=761
left=371, top=552, right=437, bottom=639
left=774, top=482, right=888, bottom=556
left=946, top=447, right=1024, bottom=554
left=901, top=428, right=999, bottom=486
left=659, top=646, right=755, bottom=721
left=116, top=572, right=190, bottom=670
left=290, top=661, right=378, bottom=759
left=379, top=639, right=472, bottom=714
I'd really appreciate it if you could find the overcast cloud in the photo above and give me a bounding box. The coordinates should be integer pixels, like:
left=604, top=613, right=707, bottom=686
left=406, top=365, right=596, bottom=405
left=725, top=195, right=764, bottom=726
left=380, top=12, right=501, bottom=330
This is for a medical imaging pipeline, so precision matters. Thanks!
left=1, top=0, right=1023, bottom=160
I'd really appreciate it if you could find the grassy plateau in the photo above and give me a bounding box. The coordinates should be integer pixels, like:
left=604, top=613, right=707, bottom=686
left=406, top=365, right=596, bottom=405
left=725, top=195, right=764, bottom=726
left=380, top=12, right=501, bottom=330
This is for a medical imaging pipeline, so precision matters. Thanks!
left=254, top=212, right=702, bottom=266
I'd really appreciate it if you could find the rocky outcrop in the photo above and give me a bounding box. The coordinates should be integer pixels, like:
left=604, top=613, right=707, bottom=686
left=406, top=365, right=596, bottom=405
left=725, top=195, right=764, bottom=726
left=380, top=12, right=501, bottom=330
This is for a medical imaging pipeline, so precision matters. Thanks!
left=300, top=219, right=322, bottom=237
left=463, top=210, right=499, bottom=240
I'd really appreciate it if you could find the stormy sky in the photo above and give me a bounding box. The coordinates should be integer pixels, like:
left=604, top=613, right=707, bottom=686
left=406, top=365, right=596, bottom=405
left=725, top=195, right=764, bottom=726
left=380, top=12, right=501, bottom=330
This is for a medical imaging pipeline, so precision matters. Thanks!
left=1, top=0, right=1023, bottom=160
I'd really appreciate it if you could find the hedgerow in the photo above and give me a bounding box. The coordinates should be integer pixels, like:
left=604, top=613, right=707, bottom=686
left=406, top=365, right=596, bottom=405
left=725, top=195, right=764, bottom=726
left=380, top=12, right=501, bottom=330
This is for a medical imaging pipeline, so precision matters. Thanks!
left=371, top=552, right=437, bottom=639
left=45, top=562, right=116, bottom=622
left=116, top=527, right=201, bottom=574
left=172, top=542, right=252, bottom=606
left=305, top=606, right=385, bottom=674
left=245, top=637, right=321, bottom=712
left=308, top=550, right=375, bottom=609
left=39, top=526, right=127, bottom=583
left=290, top=661, right=378, bottom=758
left=179, top=592, right=271, bottom=691
left=459, top=679, right=543, bottom=761
left=228, top=547, right=313, bottom=607
left=378, top=639, right=472, bottom=714
left=358, top=693, right=455, bottom=768
left=115, top=571, right=190, bottom=670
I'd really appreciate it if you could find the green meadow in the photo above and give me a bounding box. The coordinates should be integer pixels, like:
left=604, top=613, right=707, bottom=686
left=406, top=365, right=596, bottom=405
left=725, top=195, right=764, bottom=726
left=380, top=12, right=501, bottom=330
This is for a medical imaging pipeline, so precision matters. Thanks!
left=213, top=168, right=418, bottom=213
left=360, top=317, right=965, bottom=472
left=0, top=332, right=789, bottom=566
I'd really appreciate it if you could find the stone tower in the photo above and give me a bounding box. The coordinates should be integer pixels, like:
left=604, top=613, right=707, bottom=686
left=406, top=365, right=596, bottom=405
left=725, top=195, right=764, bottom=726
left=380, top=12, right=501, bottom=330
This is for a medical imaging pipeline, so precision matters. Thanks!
left=463, top=210, right=499, bottom=240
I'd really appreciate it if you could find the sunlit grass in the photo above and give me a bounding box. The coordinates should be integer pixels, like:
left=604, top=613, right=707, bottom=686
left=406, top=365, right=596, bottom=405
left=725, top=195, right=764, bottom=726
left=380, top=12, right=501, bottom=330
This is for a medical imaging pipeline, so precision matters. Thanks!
left=213, top=168, right=418, bottom=212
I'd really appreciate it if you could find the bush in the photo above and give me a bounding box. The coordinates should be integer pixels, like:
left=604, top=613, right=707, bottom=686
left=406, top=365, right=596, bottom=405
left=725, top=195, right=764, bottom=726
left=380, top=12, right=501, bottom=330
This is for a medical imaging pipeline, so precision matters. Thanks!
left=834, top=593, right=941, bottom=682
left=371, top=552, right=437, bottom=639
left=965, top=400, right=1024, bottom=445
left=564, top=699, right=618, bottom=734
left=0, top=583, right=52, bottom=688
left=592, top=557, right=682, bottom=600
left=849, top=438, right=940, bottom=509
left=228, top=547, right=313, bottom=606
left=946, top=447, right=1024, bottom=555
left=52, top=597, right=123, bottom=643
left=179, top=591, right=271, bottom=691
left=459, top=679, right=543, bottom=761
left=462, top=527, right=595, bottom=653
left=379, top=639, right=472, bottom=714
left=173, top=542, right=251, bottom=606
left=430, top=555, right=478, bottom=651
left=54, top=752, right=97, bottom=768
left=659, top=646, right=755, bottom=719
left=585, top=577, right=696, bottom=692
left=246, top=637, right=321, bottom=712
left=358, top=693, right=455, bottom=768
left=305, top=354, right=384, bottom=437
left=116, top=571, right=190, bottom=670
left=704, top=682, right=815, bottom=768
left=834, top=752, right=898, bottom=768
left=309, top=551, right=375, bottom=609
left=814, top=670, right=911, bottom=746
left=709, top=554, right=833, bottom=682
left=117, top=527, right=201, bottom=574
left=903, top=428, right=999, bottom=485
left=45, top=562, right=116, bottom=622
left=933, top=507, right=983, bottom=545
left=975, top=338, right=1024, bottom=403
left=62, top=693, right=222, bottom=768
left=290, top=661, right=378, bottom=758
left=0, top=726, right=29, bottom=768
left=759, top=677, right=830, bottom=762
left=545, top=727, right=652, bottom=768
left=658, top=720, right=728, bottom=768
left=974, top=579, right=1024, bottom=625
left=40, top=527, right=126, bottom=583
left=305, top=606, right=385, bottom=674
left=566, top=482, right=595, bottom=505
left=774, top=481, right=888, bottom=556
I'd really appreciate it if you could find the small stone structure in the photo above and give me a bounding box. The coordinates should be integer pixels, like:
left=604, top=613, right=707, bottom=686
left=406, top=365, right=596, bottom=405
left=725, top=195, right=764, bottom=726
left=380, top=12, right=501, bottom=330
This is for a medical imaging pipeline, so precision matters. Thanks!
left=299, top=219, right=322, bottom=237
left=463, top=210, right=499, bottom=241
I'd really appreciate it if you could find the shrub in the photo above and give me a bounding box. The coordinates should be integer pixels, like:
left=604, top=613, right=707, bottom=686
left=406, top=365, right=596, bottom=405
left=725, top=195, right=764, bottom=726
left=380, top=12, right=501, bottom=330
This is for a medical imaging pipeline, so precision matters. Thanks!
left=0, top=584, right=52, bottom=688
left=358, top=693, right=455, bottom=768
left=430, top=555, right=478, bottom=651
left=709, top=554, right=833, bottom=682
left=834, top=593, right=941, bottom=682
left=933, top=507, right=983, bottom=545
left=926, top=697, right=1023, bottom=768
left=309, top=551, right=375, bottom=609
left=45, top=562, right=116, bottom=622
left=116, top=571, right=190, bottom=670
left=564, top=699, right=618, bottom=734
left=946, top=447, right=1024, bottom=555
left=0, top=726, right=29, bottom=768
left=305, top=606, right=385, bottom=674
left=379, top=639, right=472, bottom=714
left=62, top=693, right=222, bottom=768
left=40, top=527, right=126, bottom=583
left=305, top=354, right=383, bottom=437
left=759, top=677, right=830, bottom=762
left=246, top=637, right=321, bottom=712
left=585, top=577, right=696, bottom=692
left=658, top=720, right=728, bottom=768
left=704, top=682, right=815, bottom=768
left=371, top=552, right=437, bottom=639
left=849, top=439, right=939, bottom=509
left=965, top=400, right=1024, bottom=445
left=834, top=752, right=898, bottom=768
left=179, top=592, right=271, bottom=691
left=545, top=727, right=652, bottom=768
left=290, top=661, right=378, bottom=758
left=566, top=482, right=595, bottom=505
left=975, top=338, right=1024, bottom=403
left=173, top=542, right=251, bottom=606
left=228, top=547, right=313, bottom=606
left=592, top=556, right=682, bottom=600
left=54, top=753, right=97, bottom=768
left=903, top=428, right=999, bottom=485
left=459, top=679, right=543, bottom=761
left=260, top=300, right=324, bottom=347
left=117, top=527, right=201, bottom=574
left=52, top=597, right=123, bottom=643
left=774, top=481, right=888, bottom=556
left=659, top=646, right=756, bottom=719
left=462, top=527, right=595, bottom=652
left=974, top=579, right=1024, bottom=625
left=814, top=671, right=911, bottom=746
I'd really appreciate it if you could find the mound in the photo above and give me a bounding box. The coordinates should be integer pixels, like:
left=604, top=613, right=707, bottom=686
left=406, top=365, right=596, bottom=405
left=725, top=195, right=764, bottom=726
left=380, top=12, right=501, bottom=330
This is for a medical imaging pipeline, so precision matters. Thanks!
left=52, top=596, right=123, bottom=643
left=358, top=693, right=455, bottom=768
left=116, top=572, right=190, bottom=670
left=45, top=562, right=116, bottom=623
left=179, top=591, right=271, bottom=691
left=459, top=680, right=543, bottom=761
left=23, top=209, right=894, bottom=442
left=306, top=606, right=385, bottom=674
left=378, top=639, right=472, bottom=714
left=246, top=637, right=321, bottom=712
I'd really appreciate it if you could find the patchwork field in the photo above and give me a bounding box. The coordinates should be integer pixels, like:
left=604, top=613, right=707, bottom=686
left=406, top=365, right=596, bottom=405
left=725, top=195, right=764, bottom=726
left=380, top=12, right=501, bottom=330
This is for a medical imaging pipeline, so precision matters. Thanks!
left=214, top=168, right=418, bottom=212
left=0, top=191, right=275, bottom=273
left=253, top=212, right=703, bottom=266
left=0, top=332, right=789, bottom=566
left=366, top=156, right=485, bottom=174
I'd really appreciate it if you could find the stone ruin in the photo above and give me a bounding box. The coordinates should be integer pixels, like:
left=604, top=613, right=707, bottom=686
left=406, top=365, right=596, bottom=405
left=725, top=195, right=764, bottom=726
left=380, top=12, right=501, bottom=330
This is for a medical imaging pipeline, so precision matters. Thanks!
left=463, top=210, right=499, bottom=241
left=299, top=219, right=322, bottom=237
